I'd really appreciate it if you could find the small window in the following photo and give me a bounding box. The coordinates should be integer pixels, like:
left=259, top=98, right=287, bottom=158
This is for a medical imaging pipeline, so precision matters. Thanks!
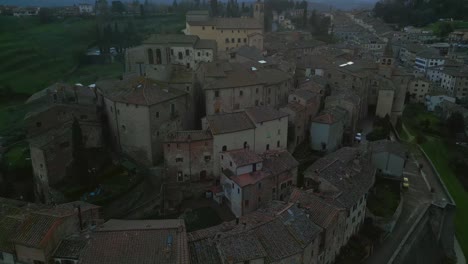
left=258, top=182, right=262, bottom=189
left=171, top=49, right=174, bottom=55
left=255, top=88, right=259, bottom=94
left=244, top=38, right=247, bottom=43
left=238, top=38, right=241, bottom=43
left=277, top=129, right=280, bottom=135
left=80, top=115, right=88, bottom=120
left=197, top=52, right=201, bottom=56
left=231, top=38, right=235, bottom=43
left=237, top=188, right=240, bottom=194
left=204, top=155, right=211, bottom=162
left=156, top=112, right=159, bottom=118
left=185, top=49, right=189, bottom=56
left=245, top=199, right=249, bottom=207
left=239, top=90, right=243, bottom=96
left=215, top=91, right=220, bottom=97
left=230, top=161, right=233, bottom=167
left=177, top=172, right=183, bottom=182
left=176, top=157, right=183, bottom=162
left=202, top=26, right=205, bottom=30
left=212, top=26, right=214, bottom=30
left=222, top=145, right=227, bottom=151
left=60, top=142, right=70, bottom=149
left=277, top=140, right=280, bottom=147
left=266, top=144, right=270, bottom=150
left=221, top=155, right=224, bottom=160
left=122, top=125, right=126, bottom=131
left=186, top=86, right=190, bottom=92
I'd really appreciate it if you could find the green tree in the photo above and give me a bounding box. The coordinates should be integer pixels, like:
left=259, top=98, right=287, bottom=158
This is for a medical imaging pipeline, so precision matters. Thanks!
left=210, top=0, right=218, bottom=16
left=111, top=1, right=126, bottom=14
left=447, top=112, right=465, bottom=135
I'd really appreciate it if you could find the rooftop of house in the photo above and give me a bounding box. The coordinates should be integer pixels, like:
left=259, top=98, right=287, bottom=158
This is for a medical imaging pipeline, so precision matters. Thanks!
left=442, top=66, right=468, bottom=77
left=0, top=216, right=22, bottom=253
left=165, top=130, right=213, bottom=143
left=261, top=150, right=299, bottom=176
left=371, top=139, right=407, bottom=159
left=79, top=219, right=189, bottom=264
left=143, top=34, right=199, bottom=46
left=282, top=101, right=306, bottom=114
left=206, top=112, right=256, bottom=135
left=52, top=237, right=88, bottom=259
left=194, top=39, right=217, bottom=50
left=187, top=17, right=263, bottom=29
left=28, top=125, right=71, bottom=149
left=223, top=148, right=263, bottom=167
left=26, top=82, right=97, bottom=105
left=203, top=61, right=291, bottom=90
left=232, top=46, right=265, bottom=61
left=245, top=106, right=288, bottom=123
left=312, top=106, right=348, bottom=125
left=289, top=188, right=343, bottom=229
left=303, top=147, right=375, bottom=209
left=12, top=213, right=62, bottom=248
left=187, top=202, right=321, bottom=264
left=416, top=49, right=444, bottom=59
left=97, top=75, right=186, bottom=106
left=292, top=88, right=320, bottom=102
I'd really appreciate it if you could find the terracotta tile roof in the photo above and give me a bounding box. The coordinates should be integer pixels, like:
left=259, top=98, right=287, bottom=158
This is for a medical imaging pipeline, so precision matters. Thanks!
left=206, top=112, right=256, bottom=135
left=303, top=147, right=375, bottom=209
left=245, top=106, right=288, bottom=123
left=312, top=107, right=348, bottom=125
left=143, top=34, right=198, bottom=45
left=12, top=213, right=62, bottom=248
left=261, top=150, right=299, bottom=175
left=224, top=148, right=263, bottom=167
left=97, top=75, right=186, bottom=106
left=53, top=238, right=88, bottom=259
left=0, top=216, right=22, bottom=253
left=165, top=130, right=213, bottom=143
left=214, top=17, right=263, bottom=29
left=80, top=219, right=189, bottom=264
left=371, top=139, right=407, bottom=158
left=217, top=232, right=268, bottom=262
left=188, top=202, right=322, bottom=263
left=289, top=189, right=342, bottom=229
left=231, top=171, right=271, bottom=187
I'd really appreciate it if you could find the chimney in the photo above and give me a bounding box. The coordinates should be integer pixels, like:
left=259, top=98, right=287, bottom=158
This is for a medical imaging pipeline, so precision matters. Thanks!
left=77, top=205, right=83, bottom=231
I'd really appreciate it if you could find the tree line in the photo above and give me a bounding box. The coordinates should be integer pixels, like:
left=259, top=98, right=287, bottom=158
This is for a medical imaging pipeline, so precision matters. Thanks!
left=374, top=0, right=468, bottom=27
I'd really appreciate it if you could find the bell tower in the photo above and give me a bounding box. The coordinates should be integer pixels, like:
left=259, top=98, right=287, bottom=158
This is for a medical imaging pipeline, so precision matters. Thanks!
left=253, top=0, right=264, bottom=29
left=379, top=41, right=394, bottom=78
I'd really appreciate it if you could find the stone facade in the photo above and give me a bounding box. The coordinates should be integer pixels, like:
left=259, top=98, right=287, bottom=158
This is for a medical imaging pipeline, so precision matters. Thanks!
left=163, top=130, right=214, bottom=183
left=98, top=76, right=191, bottom=165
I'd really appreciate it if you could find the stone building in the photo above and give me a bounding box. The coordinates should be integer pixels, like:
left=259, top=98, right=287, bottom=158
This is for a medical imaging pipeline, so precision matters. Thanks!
left=25, top=83, right=102, bottom=203
left=203, top=107, right=288, bottom=175
left=310, top=106, right=349, bottom=152
left=303, top=147, right=376, bottom=249
left=163, top=130, right=214, bottom=183
left=97, top=75, right=191, bottom=166
left=371, top=139, right=407, bottom=177
left=125, top=34, right=217, bottom=79
left=0, top=201, right=101, bottom=264
left=184, top=5, right=264, bottom=51
left=78, top=219, right=190, bottom=264
left=219, top=149, right=298, bottom=217
left=289, top=189, right=348, bottom=264
left=439, top=66, right=468, bottom=100
left=280, top=88, right=321, bottom=150
left=188, top=202, right=322, bottom=264
left=198, top=61, right=293, bottom=115
left=408, top=77, right=433, bottom=103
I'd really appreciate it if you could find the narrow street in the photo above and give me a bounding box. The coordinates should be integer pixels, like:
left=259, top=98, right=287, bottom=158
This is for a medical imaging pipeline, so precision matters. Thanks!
left=365, top=150, right=432, bottom=264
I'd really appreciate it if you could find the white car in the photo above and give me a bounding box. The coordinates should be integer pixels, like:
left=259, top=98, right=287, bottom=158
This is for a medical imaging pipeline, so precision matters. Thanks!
left=355, top=133, right=362, bottom=141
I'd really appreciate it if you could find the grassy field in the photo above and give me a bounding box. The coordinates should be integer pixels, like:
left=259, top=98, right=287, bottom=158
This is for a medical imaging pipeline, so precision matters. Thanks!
left=402, top=104, right=468, bottom=257
left=0, top=16, right=96, bottom=94
left=0, top=14, right=185, bottom=139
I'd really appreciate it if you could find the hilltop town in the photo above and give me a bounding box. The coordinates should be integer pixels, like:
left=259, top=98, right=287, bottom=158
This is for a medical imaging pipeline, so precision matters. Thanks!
left=0, top=1, right=467, bottom=264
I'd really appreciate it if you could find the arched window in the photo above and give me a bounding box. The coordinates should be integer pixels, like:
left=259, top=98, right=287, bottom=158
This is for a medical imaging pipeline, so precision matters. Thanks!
left=243, top=142, right=248, bottom=149
left=226, top=38, right=229, bottom=43
left=156, top=49, right=162, bottom=64
left=266, top=144, right=270, bottom=150
left=222, top=145, right=227, bottom=151
left=148, top=49, right=154, bottom=64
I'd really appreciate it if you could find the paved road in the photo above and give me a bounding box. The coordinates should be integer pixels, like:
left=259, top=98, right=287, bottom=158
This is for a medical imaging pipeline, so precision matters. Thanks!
left=365, top=153, right=432, bottom=264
